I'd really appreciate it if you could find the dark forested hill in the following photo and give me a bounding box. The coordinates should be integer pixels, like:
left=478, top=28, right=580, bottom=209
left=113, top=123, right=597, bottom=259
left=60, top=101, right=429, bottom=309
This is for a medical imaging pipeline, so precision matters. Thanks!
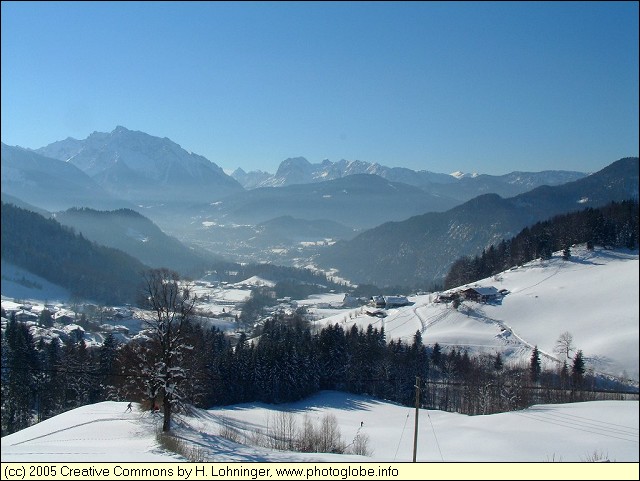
left=316, top=157, right=639, bottom=287
left=54, top=207, right=223, bottom=277
left=444, top=199, right=640, bottom=289
left=1, top=202, right=148, bottom=304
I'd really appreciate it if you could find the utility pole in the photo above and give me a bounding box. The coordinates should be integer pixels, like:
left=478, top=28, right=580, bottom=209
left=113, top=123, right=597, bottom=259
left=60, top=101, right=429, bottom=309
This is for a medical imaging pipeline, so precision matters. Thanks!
left=413, top=376, right=420, bottom=462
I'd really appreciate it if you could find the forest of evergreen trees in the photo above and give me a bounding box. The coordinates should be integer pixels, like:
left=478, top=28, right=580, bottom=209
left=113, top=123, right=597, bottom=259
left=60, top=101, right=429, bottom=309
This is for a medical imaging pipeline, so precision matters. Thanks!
left=444, top=200, right=639, bottom=289
left=2, top=309, right=634, bottom=437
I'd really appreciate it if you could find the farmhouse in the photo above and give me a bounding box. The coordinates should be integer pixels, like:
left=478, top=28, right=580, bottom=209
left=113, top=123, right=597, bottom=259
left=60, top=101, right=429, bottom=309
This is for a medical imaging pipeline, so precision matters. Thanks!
left=461, top=286, right=501, bottom=303
left=13, top=309, right=39, bottom=323
left=370, top=295, right=411, bottom=309
left=383, top=295, right=410, bottom=308
left=371, top=296, right=386, bottom=308
left=53, top=311, right=75, bottom=324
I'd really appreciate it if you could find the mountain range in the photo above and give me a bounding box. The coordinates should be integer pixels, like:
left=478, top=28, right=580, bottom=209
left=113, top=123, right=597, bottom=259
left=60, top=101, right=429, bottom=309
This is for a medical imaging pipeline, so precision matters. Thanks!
left=2, top=126, right=586, bottom=218
left=1, top=126, right=637, bottom=288
left=231, top=156, right=587, bottom=203
left=316, top=157, right=639, bottom=287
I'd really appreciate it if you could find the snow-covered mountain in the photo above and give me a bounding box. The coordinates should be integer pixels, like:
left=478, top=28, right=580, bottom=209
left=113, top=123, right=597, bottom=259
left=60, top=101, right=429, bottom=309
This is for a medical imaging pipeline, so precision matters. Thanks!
left=230, top=167, right=272, bottom=190
left=231, top=157, right=587, bottom=202
left=232, top=157, right=463, bottom=188
left=35, top=126, right=243, bottom=204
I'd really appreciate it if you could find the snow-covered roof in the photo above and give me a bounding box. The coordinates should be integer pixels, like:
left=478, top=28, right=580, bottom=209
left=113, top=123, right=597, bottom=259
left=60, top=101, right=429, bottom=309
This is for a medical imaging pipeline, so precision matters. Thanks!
left=232, top=276, right=275, bottom=287
left=383, top=295, right=409, bottom=303
left=464, top=286, right=500, bottom=296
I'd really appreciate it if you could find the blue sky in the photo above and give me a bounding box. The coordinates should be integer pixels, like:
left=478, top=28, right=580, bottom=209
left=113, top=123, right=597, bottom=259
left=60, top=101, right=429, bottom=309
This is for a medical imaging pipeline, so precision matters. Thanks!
left=1, top=1, right=638, bottom=175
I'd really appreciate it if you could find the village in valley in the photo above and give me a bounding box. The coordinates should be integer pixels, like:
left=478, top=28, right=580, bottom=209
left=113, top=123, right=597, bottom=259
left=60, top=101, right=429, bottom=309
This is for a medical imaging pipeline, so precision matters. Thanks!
left=1, top=267, right=510, bottom=352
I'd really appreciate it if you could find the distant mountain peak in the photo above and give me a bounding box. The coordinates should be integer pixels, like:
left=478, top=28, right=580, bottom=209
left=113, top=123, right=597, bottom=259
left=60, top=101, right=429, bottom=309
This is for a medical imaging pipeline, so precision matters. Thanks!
left=276, top=156, right=312, bottom=172
left=34, top=127, right=243, bottom=204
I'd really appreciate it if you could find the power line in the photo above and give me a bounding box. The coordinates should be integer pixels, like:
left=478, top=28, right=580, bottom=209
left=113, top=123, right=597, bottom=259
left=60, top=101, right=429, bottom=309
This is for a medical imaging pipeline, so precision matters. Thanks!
left=393, top=413, right=410, bottom=461
left=513, top=412, right=639, bottom=444
left=426, top=410, right=445, bottom=462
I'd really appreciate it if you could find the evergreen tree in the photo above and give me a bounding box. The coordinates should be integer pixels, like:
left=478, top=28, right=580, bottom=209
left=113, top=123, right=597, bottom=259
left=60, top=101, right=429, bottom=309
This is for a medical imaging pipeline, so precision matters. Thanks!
left=97, top=333, right=120, bottom=400
left=530, top=346, right=541, bottom=383
left=316, top=324, right=347, bottom=390
left=39, top=309, right=54, bottom=328
left=40, top=338, right=65, bottom=420
left=494, top=352, right=503, bottom=371
left=2, top=319, right=39, bottom=434
left=431, top=342, right=442, bottom=368
left=60, top=337, right=93, bottom=408
left=571, top=350, right=586, bottom=388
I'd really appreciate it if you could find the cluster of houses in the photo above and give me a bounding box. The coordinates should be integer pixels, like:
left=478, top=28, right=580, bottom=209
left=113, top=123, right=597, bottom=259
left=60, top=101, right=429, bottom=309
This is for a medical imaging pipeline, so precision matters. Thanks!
left=2, top=301, right=71, bottom=324
left=344, top=287, right=508, bottom=312
left=1, top=299, right=134, bottom=344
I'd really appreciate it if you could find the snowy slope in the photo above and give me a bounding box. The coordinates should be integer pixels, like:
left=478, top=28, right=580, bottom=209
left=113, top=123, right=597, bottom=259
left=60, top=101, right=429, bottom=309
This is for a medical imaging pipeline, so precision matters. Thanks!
left=311, top=246, right=639, bottom=381
left=1, top=393, right=637, bottom=462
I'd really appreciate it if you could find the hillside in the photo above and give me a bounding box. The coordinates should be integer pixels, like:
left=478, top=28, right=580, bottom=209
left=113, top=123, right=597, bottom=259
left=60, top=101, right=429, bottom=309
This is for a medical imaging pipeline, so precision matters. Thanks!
left=1, top=246, right=637, bottom=466
left=0, top=143, right=126, bottom=212
left=1, top=393, right=637, bottom=463
left=203, top=173, right=459, bottom=229
left=310, top=245, right=639, bottom=382
left=54, top=207, right=224, bottom=277
left=316, top=157, right=639, bottom=286
left=1, top=202, right=147, bottom=305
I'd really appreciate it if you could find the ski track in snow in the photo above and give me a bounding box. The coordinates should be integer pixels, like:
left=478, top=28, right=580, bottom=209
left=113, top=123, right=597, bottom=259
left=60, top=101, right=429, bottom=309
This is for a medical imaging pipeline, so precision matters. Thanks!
left=514, top=407, right=640, bottom=444
left=7, top=416, right=141, bottom=446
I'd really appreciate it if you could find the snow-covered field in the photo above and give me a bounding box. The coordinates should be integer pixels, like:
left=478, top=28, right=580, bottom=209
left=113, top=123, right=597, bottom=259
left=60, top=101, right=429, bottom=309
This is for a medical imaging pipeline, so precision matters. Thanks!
left=2, top=391, right=637, bottom=463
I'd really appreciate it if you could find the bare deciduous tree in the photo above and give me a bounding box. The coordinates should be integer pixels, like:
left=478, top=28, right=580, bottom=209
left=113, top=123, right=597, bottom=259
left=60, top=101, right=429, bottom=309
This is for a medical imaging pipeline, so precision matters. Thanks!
left=318, top=413, right=345, bottom=454
left=140, top=268, right=197, bottom=432
left=554, top=331, right=575, bottom=361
